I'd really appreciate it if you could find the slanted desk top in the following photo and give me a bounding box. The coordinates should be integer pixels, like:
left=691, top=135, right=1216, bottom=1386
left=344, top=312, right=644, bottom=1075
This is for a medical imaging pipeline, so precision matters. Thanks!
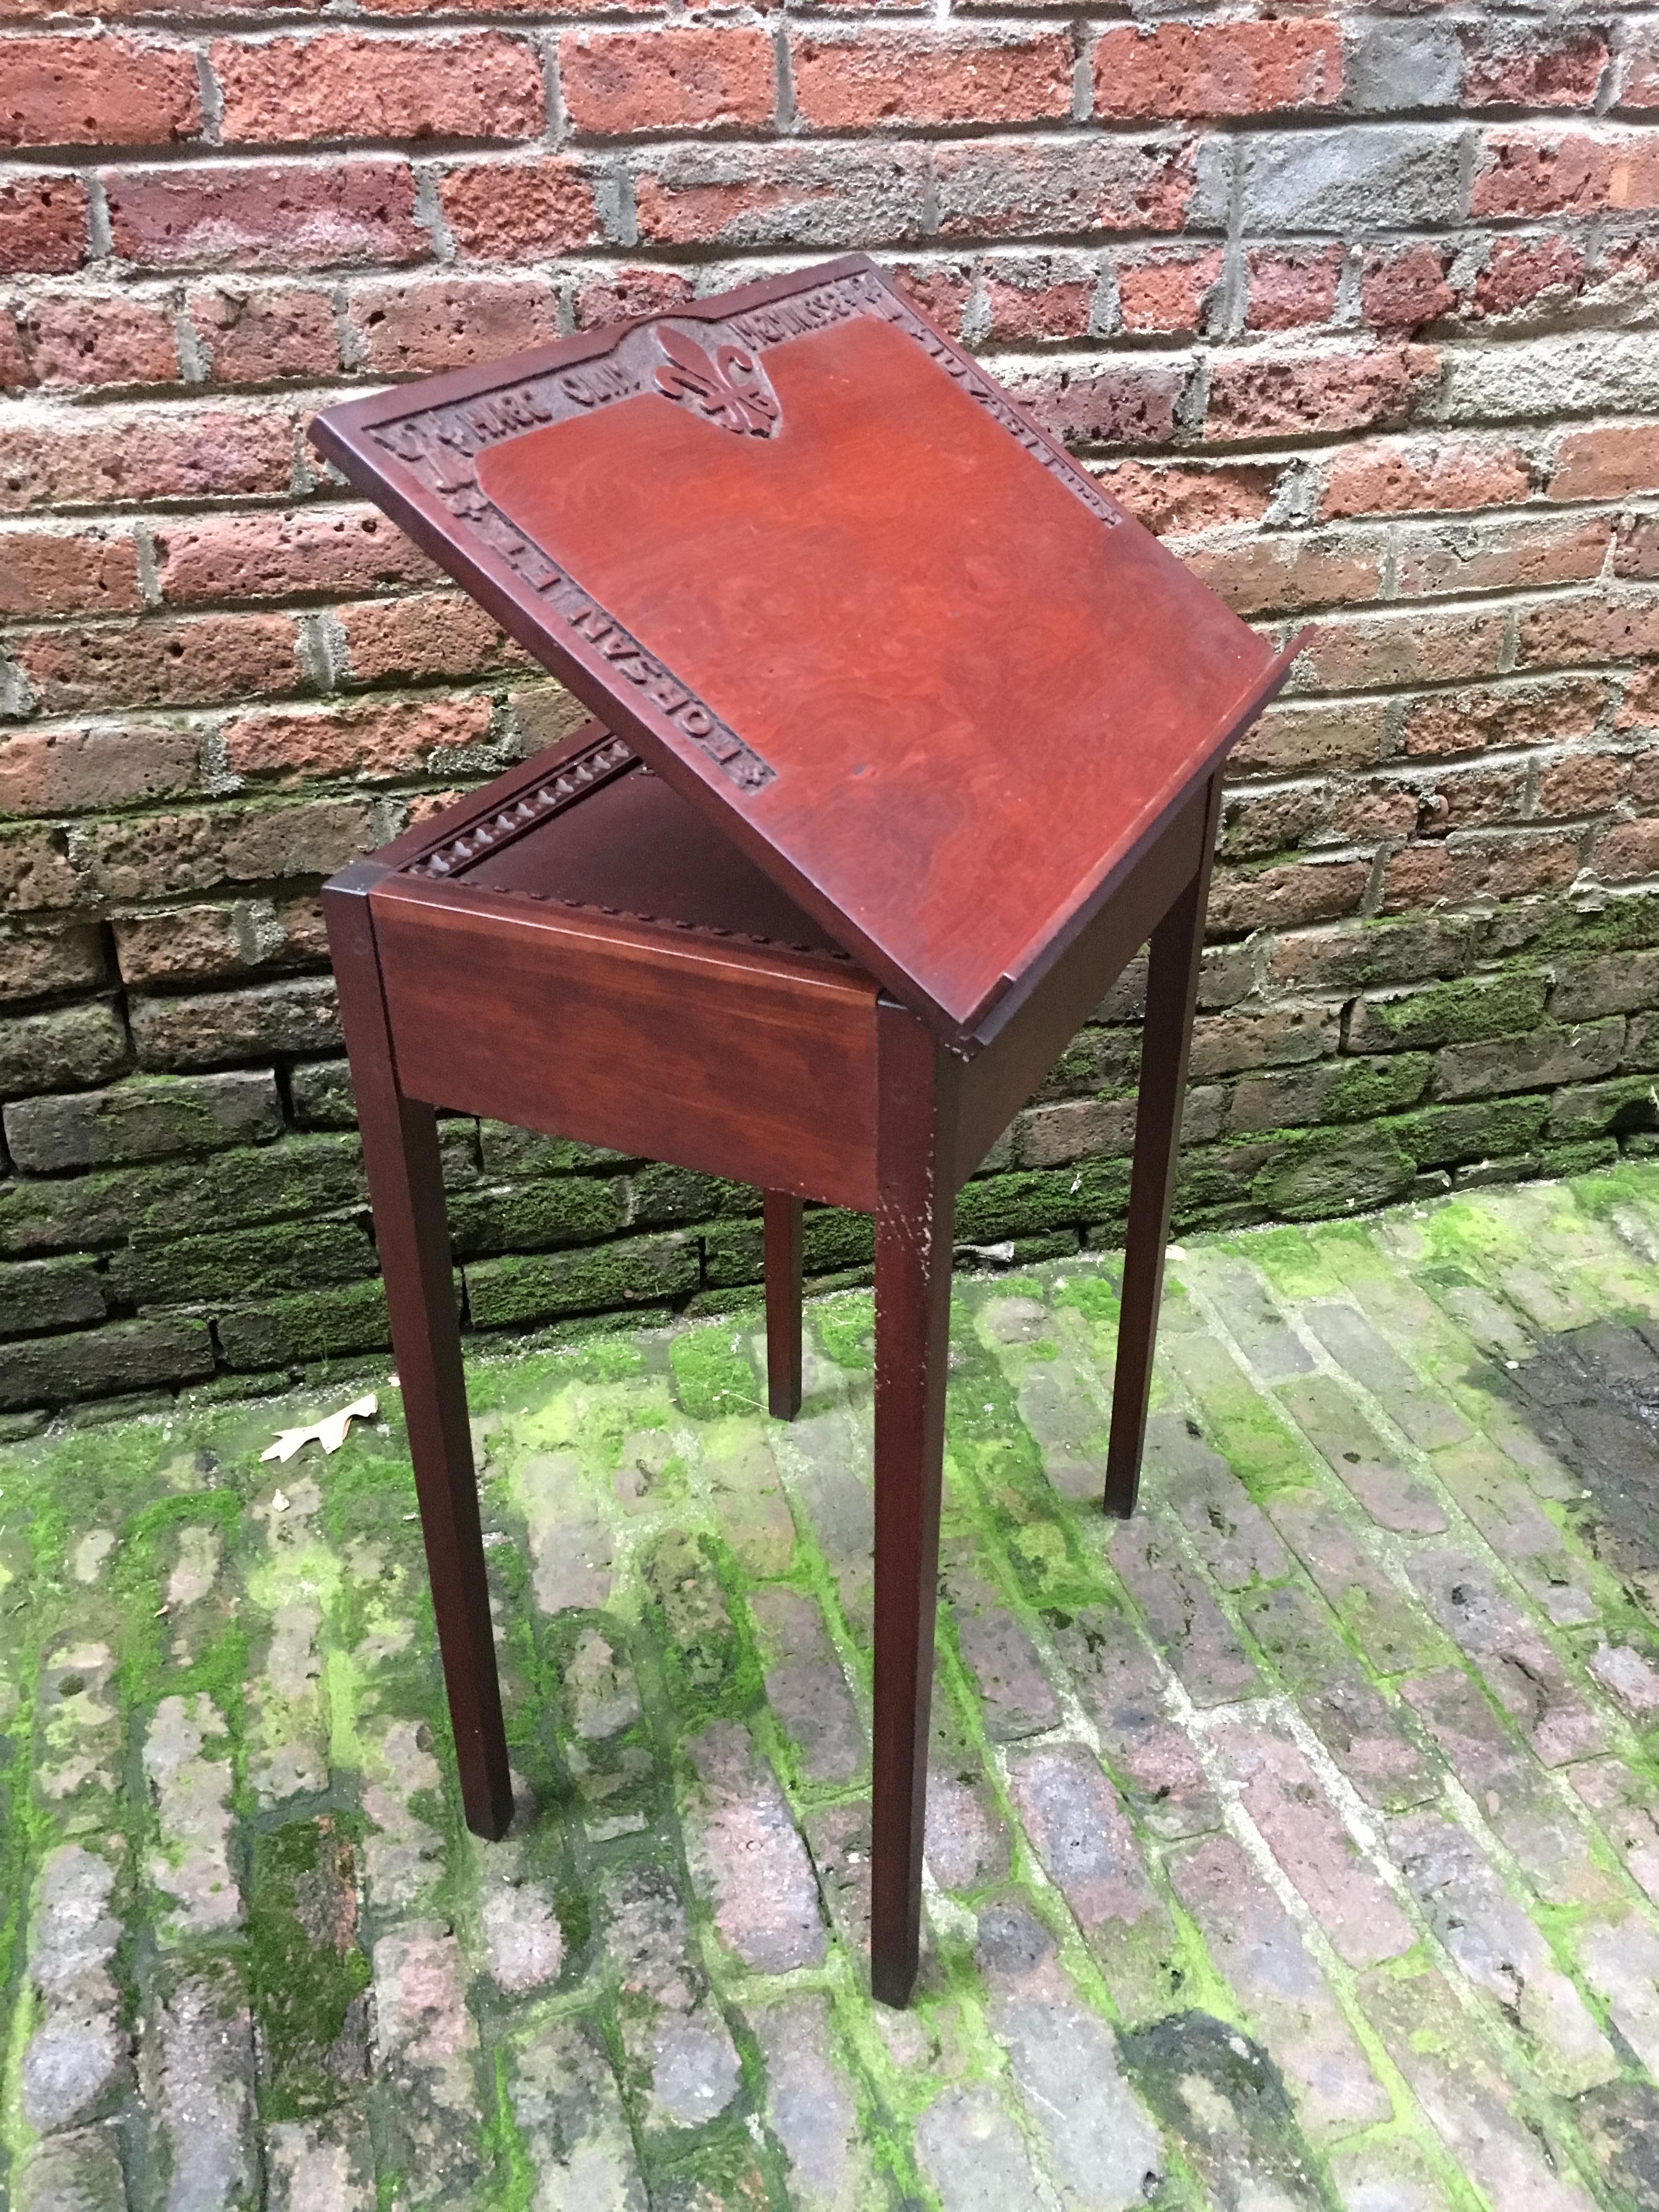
left=312, top=255, right=1299, bottom=1046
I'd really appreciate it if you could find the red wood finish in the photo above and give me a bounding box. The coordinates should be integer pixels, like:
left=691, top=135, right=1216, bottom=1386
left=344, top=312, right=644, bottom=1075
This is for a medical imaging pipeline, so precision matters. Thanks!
left=1103, top=772, right=1226, bottom=1519
left=323, top=862, right=513, bottom=1842
left=369, top=875, right=880, bottom=1210
left=309, top=257, right=1301, bottom=1045
left=763, top=1191, right=804, bottom=1421
left=870, top=998, right=958, bottom=2007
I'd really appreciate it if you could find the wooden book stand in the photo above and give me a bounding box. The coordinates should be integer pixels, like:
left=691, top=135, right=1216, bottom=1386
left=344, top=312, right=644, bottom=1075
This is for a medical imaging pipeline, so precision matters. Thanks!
left=313, top=257, right=1300, bottom=2006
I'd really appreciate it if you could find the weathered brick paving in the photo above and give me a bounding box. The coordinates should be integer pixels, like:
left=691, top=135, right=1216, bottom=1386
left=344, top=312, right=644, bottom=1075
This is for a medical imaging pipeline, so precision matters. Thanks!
left=3, top=2, right=1658, bottom=1404
left=6, top=1161, right=1659, bottom=2208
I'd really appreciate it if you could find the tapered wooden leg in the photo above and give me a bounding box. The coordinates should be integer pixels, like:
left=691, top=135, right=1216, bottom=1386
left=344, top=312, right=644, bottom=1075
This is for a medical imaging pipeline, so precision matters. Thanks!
left=324, top=864, right=514, bottom=1841
left=1104, top=774, right=1224, bottom=1520
left=763, top=1190, right=803, bottom=1421
left=870, top=998, right=958, bottom=2008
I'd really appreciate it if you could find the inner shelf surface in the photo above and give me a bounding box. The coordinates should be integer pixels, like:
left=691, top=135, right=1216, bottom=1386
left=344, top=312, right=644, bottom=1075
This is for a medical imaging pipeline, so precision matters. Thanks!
left=461, top=759, right=849, bottom=956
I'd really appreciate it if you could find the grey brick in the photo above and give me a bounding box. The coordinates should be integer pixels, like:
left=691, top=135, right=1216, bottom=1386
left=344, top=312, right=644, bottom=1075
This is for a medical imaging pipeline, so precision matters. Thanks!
left=0, top=1316, right=213, bottom=1409
left=0, top=1000, right=127, bottom=1099
left=1434, top=1018, right=1624, bottom=1101
left=1238, top=127, right=1470, bottom=233
left=3, top=1069, right=282, bottom=1173
left=0, top=1256, right=105, bottom=1338
left=1551, top=949, right=1659, bottom=1023
left=1426, top=330, right=1659, bottom=426
left=1344, top=20, right=1464, bottom=112
left=129, top=976, right=338, bottom=1072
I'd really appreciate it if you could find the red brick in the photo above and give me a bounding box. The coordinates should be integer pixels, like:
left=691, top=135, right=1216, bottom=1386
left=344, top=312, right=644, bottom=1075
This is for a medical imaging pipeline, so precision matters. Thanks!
left=19, top=293, right=178, bottom=390
left=1592, top=820, right=1659, bottom=883
left=1400, top=676, right=1606, bottom=760
left=0, top=723, right=199, bottom=816
left=1536, top=750, right=1626, bottom=818
left=1624, top=34, right=1659, bottom=109
left=1101, top=461, right=1276, bottom=537
left=439, top=159, right=599, bottom=261
left=1463, top=28, right=1609, bottom=110
left=0, top=922, right=107, bottom=1005
left=78, top=797, right=375, bottom=904
left=335, top=592, right=528, bottom=685
left=1319, top=438, right=1531, bottom=522
left=1217, top=785, right=1327, bottom=862
left=1233, top=700, right=1389, bottom=776
left=154, top=508, right=438, bottom=610
left=934, top=136, right=1194, bottom=240
left=0, top=34, right=199, bottom=148
left=1115, top=248, right=1223, bottom=335
left=1588, top=233, right=1659, bottom=303
left=1330, top=785, right=1418, bottom=845
left=1549, top=424, right=1659, bottom=502
left=112, top=896, right=324, bottom=989
left=1183, top=533, right=1386, bottom=619
left=1006, top=359, right=1186, bottom=451
left=0, top=405, right=294, bottom=512
left=1416, top=765, right=1527, bottom=836
left=0, top=527, right=141, bottom=619
left=792, top=28, right=1070, bottom=131
left=1207, top=859, right=1368, bottom=935
left=572, top=263, right=696, bottom=330
left=1468, top=131, right=1659, bottom=217
left=1092, top=20, right=1340, bottom=119
left=1395, top=515, right=1612, bottom=599
left=1361, top=246, right=1455, bottom=334
left=1245, top=246, right=1342, bottom=332
left=1470, top=235, right=1583, bottom=319
left=0, top=174, right=87, bottom=273
left=188, top=285, right=340, bottom=384
left=12, top=613, right=303, bottom=716
left=213, top=32, right=543, bottom=146
left=1517, top=592, right=1659, bottom=669
left=221, top=694, right=494, bottom=783
left=1205, top=347, right=1436, bottom=441
left=105, top=160, right=426, bottom=272
left=884, top=261, right=973, bottom=336
left=1615, top=515, right=1659, bottom=581
left=1294, top=611, right=1508, bottom=695
left=980, top=255, right=1096, bottom=343
left=345, top=275, right=558, bottom=375
left=1382, top=832, right=1579, bottom=911
left=1621, top=668, right=1659, bottom=732
left=0, top=314, right=32, bottom=395
left=564, top=28, right=773, bottom=134
left=0, top=827, right=80, bottom=913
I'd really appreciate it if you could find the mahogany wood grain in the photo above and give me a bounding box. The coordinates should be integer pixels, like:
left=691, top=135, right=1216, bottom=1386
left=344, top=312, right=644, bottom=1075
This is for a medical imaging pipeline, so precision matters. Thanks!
left=323, top=861, right=513, bottom=1840
left=369, top=876, right=880, bottom=1210
left=870, top=998, right=958, bottom=2008
left=1103, top=771, right=1226, bottom=1519
left=311, top=257, right=1300, bottom=1046
left=763, top=1191, right=804, bottom=1420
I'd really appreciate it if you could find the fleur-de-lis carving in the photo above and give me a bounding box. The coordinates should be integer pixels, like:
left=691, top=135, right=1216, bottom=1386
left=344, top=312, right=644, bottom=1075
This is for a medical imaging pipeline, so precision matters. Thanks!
left=654, top=325, right=781, bottom=438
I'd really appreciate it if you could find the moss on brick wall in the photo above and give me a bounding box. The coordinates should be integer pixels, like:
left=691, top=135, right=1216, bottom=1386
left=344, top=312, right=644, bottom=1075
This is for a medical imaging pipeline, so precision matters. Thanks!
left=7, top=887, right=1659, bottom=1420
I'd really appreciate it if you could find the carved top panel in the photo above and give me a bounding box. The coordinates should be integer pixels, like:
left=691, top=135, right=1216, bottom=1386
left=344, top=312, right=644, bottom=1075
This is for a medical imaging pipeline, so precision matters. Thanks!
left=312, top=256, right=1294, bottom=1044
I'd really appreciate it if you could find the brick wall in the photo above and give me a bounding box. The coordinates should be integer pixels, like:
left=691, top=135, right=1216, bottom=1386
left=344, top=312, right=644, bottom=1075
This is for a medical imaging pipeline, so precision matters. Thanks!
left=2, top=2, right=1657, bottom=1419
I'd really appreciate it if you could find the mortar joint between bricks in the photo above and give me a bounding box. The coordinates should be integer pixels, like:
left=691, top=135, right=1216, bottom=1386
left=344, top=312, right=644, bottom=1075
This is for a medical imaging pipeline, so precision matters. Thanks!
left=774, top=20, right=798, bottom=138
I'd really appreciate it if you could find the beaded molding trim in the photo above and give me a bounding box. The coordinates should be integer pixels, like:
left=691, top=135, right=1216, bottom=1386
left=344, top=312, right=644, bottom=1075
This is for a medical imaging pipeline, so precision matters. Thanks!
left=399, top=741, right=855, bottom=964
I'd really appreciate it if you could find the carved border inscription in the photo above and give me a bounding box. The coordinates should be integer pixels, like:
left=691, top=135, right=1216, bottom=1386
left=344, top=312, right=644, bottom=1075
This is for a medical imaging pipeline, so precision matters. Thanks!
left=368, top=270, right=1125, bottom=797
